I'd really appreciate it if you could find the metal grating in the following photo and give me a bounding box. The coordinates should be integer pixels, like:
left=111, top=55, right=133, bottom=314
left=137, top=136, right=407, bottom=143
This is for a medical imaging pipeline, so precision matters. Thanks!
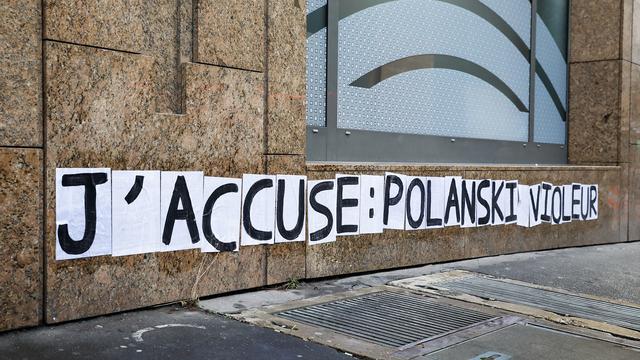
left=439, top=276, right=640, bottom=332
left=276, top=291, right=495, bottom=348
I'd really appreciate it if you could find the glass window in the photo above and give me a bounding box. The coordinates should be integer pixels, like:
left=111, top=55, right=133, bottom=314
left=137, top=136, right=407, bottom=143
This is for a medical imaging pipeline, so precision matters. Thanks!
left=306, top=0, right=568, bottom=163
left=306, top=0, right=328, bottom=127
left=534, top=0, right=569, bottom=145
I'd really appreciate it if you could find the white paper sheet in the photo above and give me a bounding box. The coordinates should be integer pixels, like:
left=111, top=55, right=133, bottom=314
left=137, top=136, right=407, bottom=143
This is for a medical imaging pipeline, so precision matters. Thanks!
left=405, top=177, right=427, bottom=230
left=571, top=183, right=582, bottom=220
left=541, top=182, right=553, bottom=223
left=550, top=186, right=563, bottom=225
left=56, top=168, right=112, bottom=260
left=444, top=176, right=463, bottom=227
left=307, top=179, right=337, bottom=245
left=504, top=180, right=519, bottom=225
left=529, top=184, right=543, bottom=227
left=112, top=170, right=160, bottom=256
left=562, top=184, right=573, bottom=224
left=461, top=179, right=477, bottom=228
left=275, top=175, right=307, bottom=243
left=160, top=171, right=203, bottom=252
left=241, top=174, right=276, bottom=246
left=335, top=174, right=360, bottom=236
left=200, top=177, right=241, bottom=252
left=426, top=177, right=445, bottom=229
left=516, top=185, right=530, bottom=227
left=383, top=172, right=407, bottom=230
left=588, top=184, right=599, bottom=220
left=579, top=184, right=591, bottom=220
left=491, top=180, right=506, bottom=226
left=359, top=175, right=384, bottom=234
left=476, top=179, right=492, bottom=227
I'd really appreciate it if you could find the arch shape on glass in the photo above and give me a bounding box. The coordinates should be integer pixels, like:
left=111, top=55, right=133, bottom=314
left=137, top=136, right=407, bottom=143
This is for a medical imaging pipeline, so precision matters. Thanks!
left=350, top=54, right=528, bottom=113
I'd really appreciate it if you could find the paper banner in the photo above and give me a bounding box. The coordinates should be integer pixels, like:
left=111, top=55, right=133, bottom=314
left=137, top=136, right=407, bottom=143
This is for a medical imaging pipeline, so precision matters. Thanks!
left=201, top=177, right=241, bottom=252
left=112, top=170, right=161, bottom=256
left=307, top=179, right=337, bottom=245
left=54, top=165, right=601, bottom=261
left=56, top=168, right=112, bottom=260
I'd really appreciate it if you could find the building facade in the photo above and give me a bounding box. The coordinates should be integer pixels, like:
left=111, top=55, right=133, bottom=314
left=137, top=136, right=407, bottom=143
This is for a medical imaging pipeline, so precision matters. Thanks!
left=0, top=0, right=638, bottom=331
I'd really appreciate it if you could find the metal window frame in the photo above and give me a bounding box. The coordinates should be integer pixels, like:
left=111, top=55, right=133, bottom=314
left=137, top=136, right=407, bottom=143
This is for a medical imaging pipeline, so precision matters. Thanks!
left=306, top=0, right=568, bottom=164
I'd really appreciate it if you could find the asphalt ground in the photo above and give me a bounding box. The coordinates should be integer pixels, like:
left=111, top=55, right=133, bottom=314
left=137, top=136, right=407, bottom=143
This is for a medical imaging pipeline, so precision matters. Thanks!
left=0, top=306, right=352, bottom=360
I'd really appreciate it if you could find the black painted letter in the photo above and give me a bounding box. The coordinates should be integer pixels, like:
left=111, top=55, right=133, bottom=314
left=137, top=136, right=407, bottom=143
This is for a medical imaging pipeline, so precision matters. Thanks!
left=505, top=181, right=518, bottom=223
left=336, top=176, right=359, bottom=234
left=383, top=175, right=403, bottom=226
left=540, top=183, right=552, bottom=223
left=309, top=181, right=334, bottom=242
left=461, top=180, right=476, bottom=226
left=426, top=179, right=443, bottom=227
left=276, top=179, right=305, bottom=241
left=162, top=175, right=200, bottom=245
left=444, top=179, right=461, bottom=225
left=57, top=172, right=108, bottom=255
left=242, top=179, right=274, bottom=241
left=202, top=183, right=239, bottom=252
left=491, top=181, right=504, bottom=224
left=476, top=180, right=491, bottom=226
left=406, top=178, right=425, bottom=229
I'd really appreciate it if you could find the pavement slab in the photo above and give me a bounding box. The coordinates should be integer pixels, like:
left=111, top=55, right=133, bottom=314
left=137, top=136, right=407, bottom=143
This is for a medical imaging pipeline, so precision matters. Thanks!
left=421, top=323, right=640, bottom=360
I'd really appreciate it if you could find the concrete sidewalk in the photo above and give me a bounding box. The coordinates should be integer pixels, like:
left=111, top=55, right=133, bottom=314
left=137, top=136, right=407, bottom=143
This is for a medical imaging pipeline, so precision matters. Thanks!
left=199, top=242, right=640, bottom=314
left=2, top=242, right=640, bottom=359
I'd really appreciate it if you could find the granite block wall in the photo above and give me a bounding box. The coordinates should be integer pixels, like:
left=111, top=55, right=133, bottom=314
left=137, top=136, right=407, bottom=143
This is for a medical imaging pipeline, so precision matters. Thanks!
left=0, top=0, right=42, bottom=332
left=305, top=164, right=622, bottom=279
left=37, top=0, right=309, bottom=324
left=0, top=0, right=637, bottom=331
left=629, top=0, right=640, bottom=241
left=0, top=149, right=42, bottom=331
left=567, top=0, right=639, bottom=242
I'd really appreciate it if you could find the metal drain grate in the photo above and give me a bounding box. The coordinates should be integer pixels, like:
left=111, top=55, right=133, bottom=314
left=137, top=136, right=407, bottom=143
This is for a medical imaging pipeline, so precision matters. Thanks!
left=439, top=276, right=640, bottom=332
left=276, top=291, right=496, bottom=348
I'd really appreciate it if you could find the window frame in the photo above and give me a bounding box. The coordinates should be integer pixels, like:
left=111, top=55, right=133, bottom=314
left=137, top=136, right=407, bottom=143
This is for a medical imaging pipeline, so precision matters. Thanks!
left=306, top=0, right=570, bottom=164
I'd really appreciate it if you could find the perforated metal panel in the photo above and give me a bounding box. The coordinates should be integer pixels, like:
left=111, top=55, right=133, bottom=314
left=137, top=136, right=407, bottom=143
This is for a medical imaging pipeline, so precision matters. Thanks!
left=277, top=291, right=496, bottom=348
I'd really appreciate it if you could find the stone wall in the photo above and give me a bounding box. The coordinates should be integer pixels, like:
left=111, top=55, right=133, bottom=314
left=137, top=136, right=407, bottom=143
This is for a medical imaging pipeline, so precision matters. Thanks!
left=1, top=0, right=42, bottom=331
left=0, top=0, right=636, bottom=332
